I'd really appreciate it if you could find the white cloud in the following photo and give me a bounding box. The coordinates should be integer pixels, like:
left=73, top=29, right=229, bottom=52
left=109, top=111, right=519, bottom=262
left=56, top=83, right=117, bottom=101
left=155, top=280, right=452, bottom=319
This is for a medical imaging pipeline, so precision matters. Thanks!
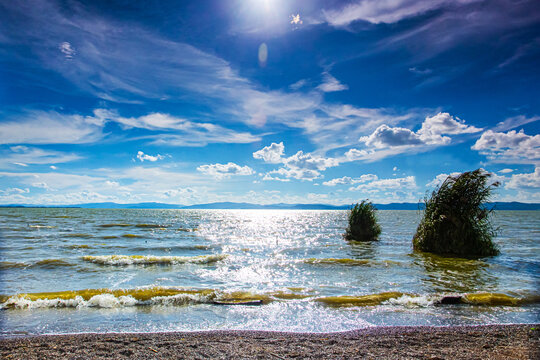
left=323, top=174, right=378, bottom=186
left=258, top=145, right=340, bottom=182
left=289, top=79, right=307, bottom=90
left=350, top=176, right=417, bottom=191
left=505, top=167, right=540, bottom=190
left=162, top=187, right=195, bottom=199
left=418, top=112, right=482, bottom=138
left=1, top=108, right=261, bottom=147
left=0, top=146, right=82, bottom=169
left=472, top=129, right=540, bottom=164
left=0, top=111, right=104, bottom=145
left=253, top=142, right=285, bottom=163
left=360, top=124, right=423, bottom=148
left=344, top=148, right=370, bottom=161
left=284, top=151, right=339, bottom=171
left=0, top=187, right=30, bottom=195
left=197, top=162, right=254, bottom=179
left=263, top=167, right=321, bottom=182
left=59, top=42, right=75, bottom=59
left=358, top=113, right=481, bottom=154
left=498, top=168, right=514, bottom=174
left=322, top=0, right=467, bottom=26
left=316, top=72, right=348, bottom=92
left=426, top=172, right=461, bottom=188
left=50, top=165, right=58, bottom=170
left=136, top=151, right=164, bottom=162
left=101, top=110, right=261, bottom=147
left=493, top=115, right=540, bottom=132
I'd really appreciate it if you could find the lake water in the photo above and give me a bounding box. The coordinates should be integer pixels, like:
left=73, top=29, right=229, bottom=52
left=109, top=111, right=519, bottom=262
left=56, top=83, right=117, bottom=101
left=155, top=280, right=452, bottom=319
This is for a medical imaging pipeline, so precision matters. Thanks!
left=0, top=208, right=538, bottom=336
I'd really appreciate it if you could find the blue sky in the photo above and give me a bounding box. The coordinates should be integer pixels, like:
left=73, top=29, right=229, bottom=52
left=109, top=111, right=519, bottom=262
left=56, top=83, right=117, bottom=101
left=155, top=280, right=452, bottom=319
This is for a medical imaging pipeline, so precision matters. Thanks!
left=0, top=0, right=539, bottom=205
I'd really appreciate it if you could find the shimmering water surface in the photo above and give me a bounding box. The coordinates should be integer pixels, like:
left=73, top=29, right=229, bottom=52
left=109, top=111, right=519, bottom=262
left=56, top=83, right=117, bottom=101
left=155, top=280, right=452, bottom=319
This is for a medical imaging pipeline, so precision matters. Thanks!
left=0, top=208, right=538, bottom=336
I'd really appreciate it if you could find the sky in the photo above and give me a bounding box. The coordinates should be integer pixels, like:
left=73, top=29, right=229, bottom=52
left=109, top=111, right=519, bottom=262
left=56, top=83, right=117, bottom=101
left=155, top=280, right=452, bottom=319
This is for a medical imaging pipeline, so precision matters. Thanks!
left=0, top=0, right=539, bottom=205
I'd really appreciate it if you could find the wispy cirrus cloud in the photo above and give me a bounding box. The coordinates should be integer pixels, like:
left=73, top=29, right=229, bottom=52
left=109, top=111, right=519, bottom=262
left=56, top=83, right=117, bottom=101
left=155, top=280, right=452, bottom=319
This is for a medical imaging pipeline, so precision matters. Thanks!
left=316, top=72, right=348, bottom=92
left=0, top=108, right=261, bottom=147
left=0, top=110, right=105, bottom=145
left=322, top=0, right=469, bottom=26
left=0, top=0, right=428, bottom=155
left=0, top=146, right=82, bottom=169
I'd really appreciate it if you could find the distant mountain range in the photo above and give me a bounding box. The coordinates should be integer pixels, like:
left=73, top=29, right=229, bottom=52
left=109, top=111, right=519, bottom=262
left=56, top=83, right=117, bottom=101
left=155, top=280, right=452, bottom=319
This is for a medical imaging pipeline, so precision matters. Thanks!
left=1, top=201, right=539, bottom=210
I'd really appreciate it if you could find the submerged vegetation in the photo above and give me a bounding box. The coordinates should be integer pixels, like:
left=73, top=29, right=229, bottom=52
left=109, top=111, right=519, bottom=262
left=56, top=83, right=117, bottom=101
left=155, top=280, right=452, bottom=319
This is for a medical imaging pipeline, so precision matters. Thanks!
left=413, top=169, right=500, bottom=257
left=344, top=200, right=381, bottom=242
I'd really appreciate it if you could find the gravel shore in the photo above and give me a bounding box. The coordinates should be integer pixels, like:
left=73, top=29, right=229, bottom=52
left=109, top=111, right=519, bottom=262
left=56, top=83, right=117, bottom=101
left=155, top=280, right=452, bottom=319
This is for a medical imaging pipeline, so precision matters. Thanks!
left=1, top=324, right=538, bottom=359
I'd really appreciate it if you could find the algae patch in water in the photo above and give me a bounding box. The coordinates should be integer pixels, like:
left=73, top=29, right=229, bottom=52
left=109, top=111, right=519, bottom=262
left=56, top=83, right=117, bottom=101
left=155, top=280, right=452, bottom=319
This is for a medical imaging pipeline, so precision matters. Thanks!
left=82, top=254, right=228, bottom=265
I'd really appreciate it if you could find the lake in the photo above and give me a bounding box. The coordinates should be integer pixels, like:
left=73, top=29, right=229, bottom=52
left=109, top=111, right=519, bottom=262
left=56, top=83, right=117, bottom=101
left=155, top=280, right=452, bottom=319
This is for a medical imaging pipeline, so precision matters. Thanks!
left=0, top=208, right=538, bottom=336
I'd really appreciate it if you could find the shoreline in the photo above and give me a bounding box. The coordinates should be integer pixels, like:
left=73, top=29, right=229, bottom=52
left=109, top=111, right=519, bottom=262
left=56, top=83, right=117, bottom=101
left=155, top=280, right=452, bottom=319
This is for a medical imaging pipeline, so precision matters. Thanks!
left=1, top=324, right=538, bottom=359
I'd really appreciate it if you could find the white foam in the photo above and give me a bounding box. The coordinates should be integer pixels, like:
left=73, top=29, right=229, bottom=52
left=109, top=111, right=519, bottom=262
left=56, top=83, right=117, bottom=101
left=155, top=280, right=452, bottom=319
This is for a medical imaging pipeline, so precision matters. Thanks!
left=384, top=295, right=435, bottom=307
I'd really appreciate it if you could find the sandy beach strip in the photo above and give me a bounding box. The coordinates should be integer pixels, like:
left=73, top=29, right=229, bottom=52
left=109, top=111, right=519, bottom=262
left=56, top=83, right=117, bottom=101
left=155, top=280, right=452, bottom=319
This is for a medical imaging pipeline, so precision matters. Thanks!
left=1, top=324, right=538, bottom=359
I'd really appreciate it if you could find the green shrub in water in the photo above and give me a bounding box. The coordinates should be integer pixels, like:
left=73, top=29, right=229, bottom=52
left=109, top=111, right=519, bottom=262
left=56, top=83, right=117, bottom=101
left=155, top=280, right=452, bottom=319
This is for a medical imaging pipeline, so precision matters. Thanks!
left=344, top=200, right=381, bottom=242
left=413, top=169, right=500, bottom=257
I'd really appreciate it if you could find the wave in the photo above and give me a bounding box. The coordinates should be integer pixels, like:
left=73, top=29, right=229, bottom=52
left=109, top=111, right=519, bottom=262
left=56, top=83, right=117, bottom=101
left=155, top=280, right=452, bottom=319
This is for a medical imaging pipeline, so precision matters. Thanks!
left=28, top=225, right=56, bottom=229
left=122, top=234, right=141, bottom=238
left=81, top=254, right=227, bottom=265
left=303, top=258, right=400, bottom=266
left=1, top=288, right=536, bottom=310
left=314, top=292, right=535, bottom=307
left=0, top=287, right=303, bottom=309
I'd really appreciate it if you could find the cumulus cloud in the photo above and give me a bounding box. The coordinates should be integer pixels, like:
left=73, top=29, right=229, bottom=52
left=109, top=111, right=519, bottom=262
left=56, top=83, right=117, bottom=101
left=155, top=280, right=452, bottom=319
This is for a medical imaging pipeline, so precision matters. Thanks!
left=316, top=72, right=348, bottom=92
left=283, top=151, right=339, bottom=171
left=360, top=124, right=423, bottom=148
left=257, top=145, right=340, bottom=182
left=359, top=112, right=481, bottom=149
left=344, top=148, right=371, bottom=161
left=472, top=129, right=540, bottom=164
left=253, top=142, right=285, bottom=163
left=263, top=167, right=321, bottom=182
left=505, top=167, right=540, bottom=190
left=136, top=151, right=164, bottom=162
left=349, top=176, right=417, bottom=191
left=197, top=162, right=254, bottom=179
left=323, top=174, right=378, bottom=186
